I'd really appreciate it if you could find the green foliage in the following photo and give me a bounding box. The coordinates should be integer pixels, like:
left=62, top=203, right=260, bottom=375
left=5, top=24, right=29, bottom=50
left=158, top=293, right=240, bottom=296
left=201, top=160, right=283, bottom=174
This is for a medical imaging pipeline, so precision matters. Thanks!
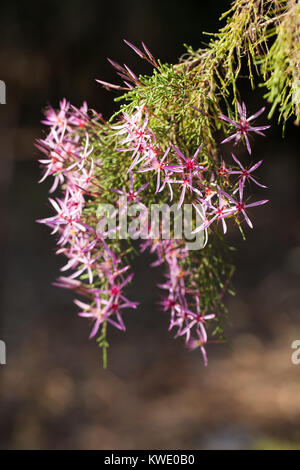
left=261, top=0, right=300, bottom=126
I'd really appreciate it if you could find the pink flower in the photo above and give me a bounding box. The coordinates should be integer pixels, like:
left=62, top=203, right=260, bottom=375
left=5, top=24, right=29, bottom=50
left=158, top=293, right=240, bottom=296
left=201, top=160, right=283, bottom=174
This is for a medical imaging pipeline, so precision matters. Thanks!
left=67, top=251, right=99, bottom=285
left=75, top=295, right=116, bottom=338
left=68, top=102, right=89, bottom=129
left=168, top=172, right=202, bottom=208
left=228, top=153, right=266, bottom=190
left=178, top=295, right=215, bottom=343
left=186, top=336, right=208, bottom=367
left=114, top=107, right=163, bottom=172
left=159, top=293, right=179, bottom=326
left=217, top=160, right=229, bottom=179
left=97, top=242, right=129, bottom=279
left=221, top=182, right=268, bottom=229
left=75, top=268, right=138, bottom=336
left=192, top=187, right=231, bottom=234
left=127, top=139, right=157, bottom=172
left=97, top=272, right=137, bottom=307
left=165, top=145, right=204, bottom=185
left=37, top=125, right=68, bottom=192
left=139, top=144, right=170, bottom=192
left=112, top=105, right=146, bottom=140
left=171, top=302, right=194, bottom=341
left=111, top=171, right=149, bottom=203
left=37, top=195, right=86, bottom=245
left=221, top=101, right=270, bottom=154
left=67, top=133, right=93, bottom=171
left=41, top=98, right=70, bottom=134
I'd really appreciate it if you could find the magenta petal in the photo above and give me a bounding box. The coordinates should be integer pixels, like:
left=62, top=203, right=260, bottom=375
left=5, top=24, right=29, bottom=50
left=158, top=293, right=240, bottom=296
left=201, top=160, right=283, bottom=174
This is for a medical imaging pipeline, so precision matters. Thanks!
left=249, top=175, right=267, bottom=189
left=249, top=160, right=263, bottom=172
left=89, top=318, right=101, bottom=339
left=244, top=134, right=252, bottom=154
left=172, top=145, right=187, bottom=162
left=246, top=199, right=268, bottom=208
left=221, top=133, right=238, bottom=144
left=201, top=346, right=208, bottom=367
left=242, top=210, right=253, bottom=229
left=220, top=114, right=238, bottom=127
left=247, top=106, right=265, bottom=122
left=178, top=185, right=186, bottom=208
left=231, top=152, right=243, bottom=169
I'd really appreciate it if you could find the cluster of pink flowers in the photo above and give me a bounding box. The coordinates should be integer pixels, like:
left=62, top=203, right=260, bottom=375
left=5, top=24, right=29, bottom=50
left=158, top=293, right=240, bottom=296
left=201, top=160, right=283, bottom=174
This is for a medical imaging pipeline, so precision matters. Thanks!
left=37, top=40, right=270, bottom=366
left=141, top=237, right=215, bottom=366
left=101, top=41, right=269, bottom=235
left=113, top=101, right=269, bottom=236
left=108, top=96, right=269, bottom=365
left=37, top=99, right=138, bottom=339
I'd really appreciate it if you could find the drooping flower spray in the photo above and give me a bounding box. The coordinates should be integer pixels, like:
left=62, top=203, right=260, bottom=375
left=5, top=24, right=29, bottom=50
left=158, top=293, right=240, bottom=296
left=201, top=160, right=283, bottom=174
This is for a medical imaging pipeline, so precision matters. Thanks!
left=37, top=0, right=299, bottom=367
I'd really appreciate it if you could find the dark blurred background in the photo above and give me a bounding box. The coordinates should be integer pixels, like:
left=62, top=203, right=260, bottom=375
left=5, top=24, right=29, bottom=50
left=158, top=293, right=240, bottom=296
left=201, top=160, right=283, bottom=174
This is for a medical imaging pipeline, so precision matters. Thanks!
left=0, top=0, right=300, bottom=450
